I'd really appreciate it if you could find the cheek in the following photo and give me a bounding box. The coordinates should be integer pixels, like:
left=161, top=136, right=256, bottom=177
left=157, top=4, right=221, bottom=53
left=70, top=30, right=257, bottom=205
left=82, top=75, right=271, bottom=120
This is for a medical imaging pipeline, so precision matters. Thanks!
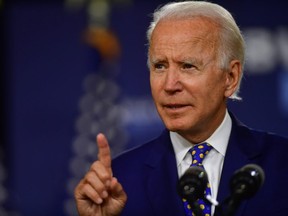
left=182, top=78, right=205, bottom=97
left=204, top=73, right=227, bottom=95
left=150, top=76, right=162, bottom=95
left=150, top=81, right=159, bottom=104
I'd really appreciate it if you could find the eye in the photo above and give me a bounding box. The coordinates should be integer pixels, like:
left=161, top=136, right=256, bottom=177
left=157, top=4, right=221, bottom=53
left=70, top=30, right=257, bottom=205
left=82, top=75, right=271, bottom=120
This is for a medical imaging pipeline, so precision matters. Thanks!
left=154, top=63, right=166, bottom=70
left=182, top=63, right=195, bottom=69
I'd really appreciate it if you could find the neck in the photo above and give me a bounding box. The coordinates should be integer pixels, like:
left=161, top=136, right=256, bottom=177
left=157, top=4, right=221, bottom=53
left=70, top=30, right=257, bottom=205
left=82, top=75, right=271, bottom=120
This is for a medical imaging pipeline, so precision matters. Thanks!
left=179, top=108, right=227, bottom=144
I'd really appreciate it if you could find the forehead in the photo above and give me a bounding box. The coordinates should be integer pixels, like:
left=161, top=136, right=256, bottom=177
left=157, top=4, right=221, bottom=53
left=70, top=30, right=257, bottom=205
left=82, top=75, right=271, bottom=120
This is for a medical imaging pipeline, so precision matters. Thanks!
left=150, top=17, right=219, bottom=55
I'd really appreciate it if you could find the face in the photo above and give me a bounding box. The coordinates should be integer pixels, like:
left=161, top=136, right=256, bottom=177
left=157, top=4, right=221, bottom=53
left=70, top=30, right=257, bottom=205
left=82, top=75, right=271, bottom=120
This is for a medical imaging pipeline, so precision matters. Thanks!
left=149, top=18, right=240, bottom=143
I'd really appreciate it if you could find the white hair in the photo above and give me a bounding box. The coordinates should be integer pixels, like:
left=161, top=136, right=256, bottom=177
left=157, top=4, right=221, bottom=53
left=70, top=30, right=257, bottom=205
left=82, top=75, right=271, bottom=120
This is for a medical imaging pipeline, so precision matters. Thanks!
left=147, top=1, right=245, bottom=100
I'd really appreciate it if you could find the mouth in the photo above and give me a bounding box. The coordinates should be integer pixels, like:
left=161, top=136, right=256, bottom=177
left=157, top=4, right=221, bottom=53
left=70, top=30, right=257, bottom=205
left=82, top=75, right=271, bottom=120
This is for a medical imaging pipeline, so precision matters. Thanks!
left=163, top=104, right=191, bottom=111
left=164, top=104, right=188, bottom=109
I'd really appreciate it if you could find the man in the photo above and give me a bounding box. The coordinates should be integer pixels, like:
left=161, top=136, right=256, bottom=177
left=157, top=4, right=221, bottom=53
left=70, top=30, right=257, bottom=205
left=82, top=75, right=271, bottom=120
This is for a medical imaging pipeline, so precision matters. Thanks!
left=74, top=1, right=288, bottom=216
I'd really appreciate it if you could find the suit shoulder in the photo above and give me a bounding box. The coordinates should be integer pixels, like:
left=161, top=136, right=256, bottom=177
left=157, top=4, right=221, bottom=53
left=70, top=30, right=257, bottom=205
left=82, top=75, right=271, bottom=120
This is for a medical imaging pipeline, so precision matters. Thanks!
left=113, top=140, right=155, bottom=163
left=112, top=130, right=171, bottom=170
left=239, top=123, right=288, bottom=150
left=231, top=112, right=288, bottom=146
left=248, top=127, right=288, bottom=144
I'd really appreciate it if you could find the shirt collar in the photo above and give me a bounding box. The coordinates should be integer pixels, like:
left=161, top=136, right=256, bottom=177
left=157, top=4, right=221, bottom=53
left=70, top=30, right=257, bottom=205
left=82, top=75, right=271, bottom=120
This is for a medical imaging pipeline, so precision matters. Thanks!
left=170, top=110, right=232, bottom=167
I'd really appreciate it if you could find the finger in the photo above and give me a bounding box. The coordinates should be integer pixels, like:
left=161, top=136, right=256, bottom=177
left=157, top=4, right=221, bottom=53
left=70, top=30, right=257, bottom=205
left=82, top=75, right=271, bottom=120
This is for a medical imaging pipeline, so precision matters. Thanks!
left=88, top=161, right=113, bottom=195
left=76, top=181, right=104, bottom=205
left=90, top=161, right=111, bottom=184
left=97, top=133, right=112, bottom=175
left=109, top=177, right=127, bottom=201
left=86, top=169, right=110, bottom=197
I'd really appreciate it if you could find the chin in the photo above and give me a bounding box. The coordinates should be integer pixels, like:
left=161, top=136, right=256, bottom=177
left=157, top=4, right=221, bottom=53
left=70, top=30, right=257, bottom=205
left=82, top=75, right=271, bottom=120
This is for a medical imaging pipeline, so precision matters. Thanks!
left=163, top=120, right=191, bottom=133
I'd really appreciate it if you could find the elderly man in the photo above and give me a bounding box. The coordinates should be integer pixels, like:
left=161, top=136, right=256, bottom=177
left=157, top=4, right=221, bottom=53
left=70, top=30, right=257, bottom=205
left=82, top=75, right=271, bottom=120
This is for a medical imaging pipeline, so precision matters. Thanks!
left=74, top=1, right=288, bottom=216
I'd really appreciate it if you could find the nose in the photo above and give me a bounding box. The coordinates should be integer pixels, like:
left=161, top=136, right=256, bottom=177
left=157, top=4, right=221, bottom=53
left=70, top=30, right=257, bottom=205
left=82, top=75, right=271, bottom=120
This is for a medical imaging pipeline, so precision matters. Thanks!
left=164, top=68, right=183, bottom=94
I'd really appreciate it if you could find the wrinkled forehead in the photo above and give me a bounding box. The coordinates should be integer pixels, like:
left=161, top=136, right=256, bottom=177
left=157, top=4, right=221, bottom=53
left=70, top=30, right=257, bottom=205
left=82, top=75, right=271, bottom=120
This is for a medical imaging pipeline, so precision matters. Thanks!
left=150, top=17, right=220, bottom=55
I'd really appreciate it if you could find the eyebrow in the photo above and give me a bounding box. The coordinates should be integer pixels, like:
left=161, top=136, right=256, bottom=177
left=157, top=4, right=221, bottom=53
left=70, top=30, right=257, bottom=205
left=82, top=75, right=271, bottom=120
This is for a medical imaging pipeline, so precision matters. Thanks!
left=178, top=57, right=203, bottom=65
left=149, top=57, right=167, bottom=64
left=149, top=54, right=213, bottom=69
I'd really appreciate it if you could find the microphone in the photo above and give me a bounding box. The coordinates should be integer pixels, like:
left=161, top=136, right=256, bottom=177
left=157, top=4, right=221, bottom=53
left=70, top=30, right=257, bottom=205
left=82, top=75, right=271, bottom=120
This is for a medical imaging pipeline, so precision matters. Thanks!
left=216, top=164, right=265, bottom=216
left=177, top=166, right=208, bottom=216
left=177, top=166, right=208, bottom=201
left=230, top=164, right=265, bottom=200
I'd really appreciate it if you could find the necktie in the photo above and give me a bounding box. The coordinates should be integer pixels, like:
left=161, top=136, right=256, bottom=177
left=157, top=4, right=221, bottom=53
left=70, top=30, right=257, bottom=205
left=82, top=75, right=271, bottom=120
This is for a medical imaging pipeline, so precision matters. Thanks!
left=182, top=143, right=213, bottom=216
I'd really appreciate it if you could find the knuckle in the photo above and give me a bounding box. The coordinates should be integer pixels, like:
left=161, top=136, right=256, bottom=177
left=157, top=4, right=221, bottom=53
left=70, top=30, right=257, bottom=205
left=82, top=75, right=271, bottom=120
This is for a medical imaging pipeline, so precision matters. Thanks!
left=89, top=161, right=110, bottom=180
left=99, top=171, right=110, bottom=180
left=74, top=179, right=85, bottom=195
left=84, top=172, right=106, bottom=191
left=83, top=184, right=100, bottom=202
left=90, top=161, right=101, bottom=171
left=85, top=172, right=96, bottom=184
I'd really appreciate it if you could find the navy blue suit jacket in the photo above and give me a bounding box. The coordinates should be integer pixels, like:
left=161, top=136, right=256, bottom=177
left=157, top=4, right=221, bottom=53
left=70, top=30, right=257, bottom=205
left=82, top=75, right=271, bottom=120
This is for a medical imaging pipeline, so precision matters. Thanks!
left=112, top=114, right=288, bottom=215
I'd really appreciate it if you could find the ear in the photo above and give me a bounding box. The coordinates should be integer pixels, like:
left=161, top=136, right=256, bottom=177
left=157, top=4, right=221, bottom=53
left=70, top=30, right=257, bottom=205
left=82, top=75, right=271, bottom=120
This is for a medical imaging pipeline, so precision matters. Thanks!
left=224, top=60, right=242, bottom=98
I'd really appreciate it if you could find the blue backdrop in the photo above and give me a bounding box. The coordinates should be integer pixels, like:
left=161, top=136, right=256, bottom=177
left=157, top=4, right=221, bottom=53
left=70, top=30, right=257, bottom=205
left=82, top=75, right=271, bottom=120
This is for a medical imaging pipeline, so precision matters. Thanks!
left=2, top=0, right=288, bottom=215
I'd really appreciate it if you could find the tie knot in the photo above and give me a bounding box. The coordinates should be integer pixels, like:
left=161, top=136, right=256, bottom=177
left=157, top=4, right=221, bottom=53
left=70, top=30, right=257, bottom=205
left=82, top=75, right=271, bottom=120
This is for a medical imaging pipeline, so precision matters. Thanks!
left=189, top=142, right=212, bottom=166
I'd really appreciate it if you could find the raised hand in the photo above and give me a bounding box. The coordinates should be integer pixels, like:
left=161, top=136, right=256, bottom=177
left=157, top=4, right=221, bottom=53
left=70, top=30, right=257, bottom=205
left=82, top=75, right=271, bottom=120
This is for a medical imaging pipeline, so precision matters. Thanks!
left=74, top=133, right=127, bottom=216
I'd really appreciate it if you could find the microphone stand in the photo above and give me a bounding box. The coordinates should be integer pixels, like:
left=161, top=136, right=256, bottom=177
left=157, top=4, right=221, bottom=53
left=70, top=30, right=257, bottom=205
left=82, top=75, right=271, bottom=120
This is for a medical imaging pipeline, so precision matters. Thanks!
left=215, top=195, right=241, bottom=216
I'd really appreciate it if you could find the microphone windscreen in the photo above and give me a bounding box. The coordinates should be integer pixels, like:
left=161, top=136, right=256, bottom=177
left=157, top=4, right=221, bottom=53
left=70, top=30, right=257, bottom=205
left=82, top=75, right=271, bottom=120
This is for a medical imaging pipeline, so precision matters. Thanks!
left=177, top=166, right=208, bottom=201
left=230, top=164, right=265, bottom=199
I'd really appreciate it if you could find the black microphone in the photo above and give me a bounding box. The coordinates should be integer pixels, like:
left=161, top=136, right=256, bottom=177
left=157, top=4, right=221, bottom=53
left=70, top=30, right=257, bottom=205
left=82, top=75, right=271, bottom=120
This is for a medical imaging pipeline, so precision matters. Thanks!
left=177, top=166, right=208, bottom=216
left=216, top=164, right=265, bottom=216
left=230, top=164, right=265, bottom=200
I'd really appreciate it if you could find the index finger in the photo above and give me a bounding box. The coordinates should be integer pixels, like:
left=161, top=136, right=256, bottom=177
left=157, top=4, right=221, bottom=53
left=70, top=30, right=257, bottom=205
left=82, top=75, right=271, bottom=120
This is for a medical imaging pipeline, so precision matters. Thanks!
left=97, top=133, right=112, bottom=175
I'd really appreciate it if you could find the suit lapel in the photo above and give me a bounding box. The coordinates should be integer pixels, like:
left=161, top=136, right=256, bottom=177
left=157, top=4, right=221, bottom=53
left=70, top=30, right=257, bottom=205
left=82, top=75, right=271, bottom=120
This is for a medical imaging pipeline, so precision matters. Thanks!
left=216, top=114, right=262, bottom=216
left=144, top=130, right=186, bottom=215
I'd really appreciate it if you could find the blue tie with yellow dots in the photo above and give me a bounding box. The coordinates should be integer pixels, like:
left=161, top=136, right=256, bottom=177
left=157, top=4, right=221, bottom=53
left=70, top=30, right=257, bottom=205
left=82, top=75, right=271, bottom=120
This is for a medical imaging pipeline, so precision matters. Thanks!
left=183, top=143, right=213, bottom=216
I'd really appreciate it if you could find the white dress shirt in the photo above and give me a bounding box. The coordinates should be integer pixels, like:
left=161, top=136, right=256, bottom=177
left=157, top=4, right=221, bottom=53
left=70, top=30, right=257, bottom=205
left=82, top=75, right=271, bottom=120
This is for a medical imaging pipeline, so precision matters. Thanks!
left=170, top=110, right=232, bottom=214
